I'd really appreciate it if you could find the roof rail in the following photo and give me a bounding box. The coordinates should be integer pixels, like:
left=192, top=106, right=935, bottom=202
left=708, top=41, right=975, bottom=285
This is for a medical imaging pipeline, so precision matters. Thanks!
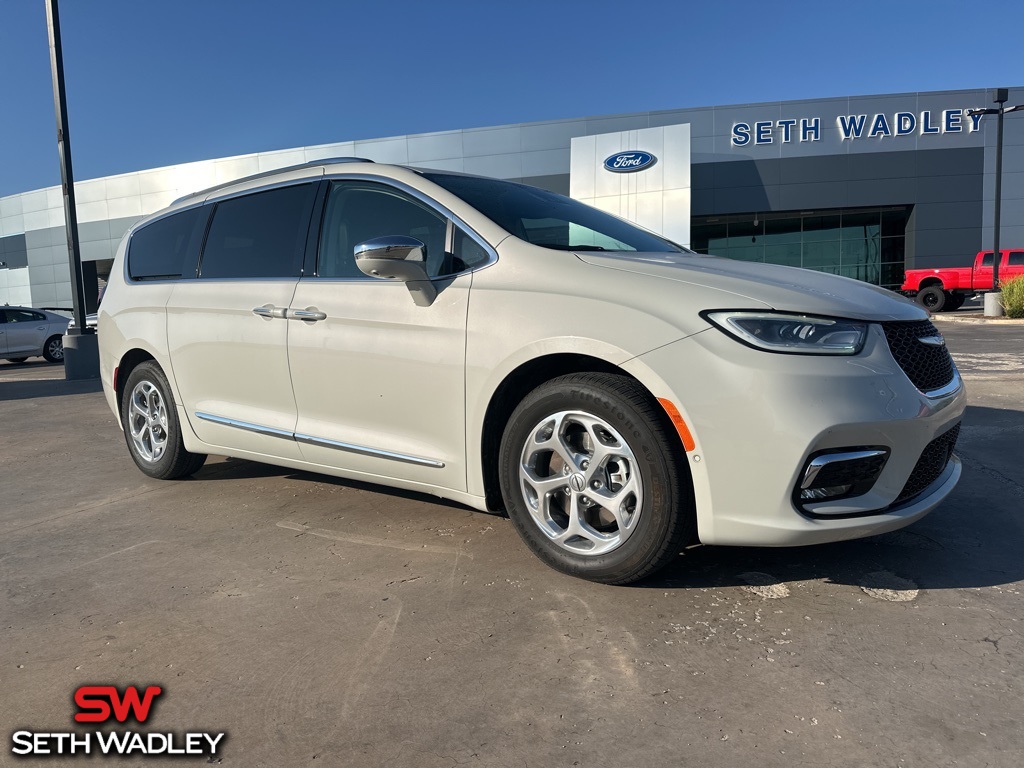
left=171, top=157, right=376, bottom=206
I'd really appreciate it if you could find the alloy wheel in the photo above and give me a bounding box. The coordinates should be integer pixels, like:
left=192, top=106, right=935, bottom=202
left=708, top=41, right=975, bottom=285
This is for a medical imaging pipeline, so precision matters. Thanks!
left=128, top=380, right=169, bottom=462
left=517, top=410, right=643, bottom=555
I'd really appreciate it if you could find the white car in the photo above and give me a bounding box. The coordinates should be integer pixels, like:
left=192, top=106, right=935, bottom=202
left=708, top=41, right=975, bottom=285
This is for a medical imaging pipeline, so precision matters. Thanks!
left=1, top=306, right=69, bottom=363
left=98, top=159, right=965, bottom=584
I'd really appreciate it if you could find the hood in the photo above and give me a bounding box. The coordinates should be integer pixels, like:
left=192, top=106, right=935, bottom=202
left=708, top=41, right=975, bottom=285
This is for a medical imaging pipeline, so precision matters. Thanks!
left=576, top=251, right=927, bottom=322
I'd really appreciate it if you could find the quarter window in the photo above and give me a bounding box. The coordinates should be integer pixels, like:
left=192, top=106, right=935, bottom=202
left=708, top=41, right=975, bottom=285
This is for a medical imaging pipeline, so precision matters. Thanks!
left=317, top=182, right=449, bottom=278
left=128, top=206, right=205, bottom=281
left=199, top=184, right=316, bottom=279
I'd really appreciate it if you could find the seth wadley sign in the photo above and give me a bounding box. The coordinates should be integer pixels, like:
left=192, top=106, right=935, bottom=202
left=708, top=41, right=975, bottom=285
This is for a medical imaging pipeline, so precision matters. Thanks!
left=731, top=109, right=984, bottom=146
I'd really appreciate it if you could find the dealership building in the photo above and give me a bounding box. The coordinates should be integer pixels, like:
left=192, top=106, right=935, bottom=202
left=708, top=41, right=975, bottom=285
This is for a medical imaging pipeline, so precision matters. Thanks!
left=1, top=86, right=1022, bottom=309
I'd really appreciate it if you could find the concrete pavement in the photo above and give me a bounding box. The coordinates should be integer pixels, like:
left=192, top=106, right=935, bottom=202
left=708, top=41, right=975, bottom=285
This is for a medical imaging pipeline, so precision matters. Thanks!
left=1, top=321, right=1022, bottom=767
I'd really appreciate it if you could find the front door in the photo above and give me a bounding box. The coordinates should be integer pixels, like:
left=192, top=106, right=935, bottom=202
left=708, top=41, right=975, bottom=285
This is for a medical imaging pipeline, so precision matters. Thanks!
left=287, top=180, right=478, bottom=491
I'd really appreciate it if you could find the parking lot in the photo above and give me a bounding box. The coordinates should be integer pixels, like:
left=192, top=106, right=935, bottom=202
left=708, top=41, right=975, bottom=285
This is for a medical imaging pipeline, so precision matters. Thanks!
left=1, top=320, right=1021, bottom=767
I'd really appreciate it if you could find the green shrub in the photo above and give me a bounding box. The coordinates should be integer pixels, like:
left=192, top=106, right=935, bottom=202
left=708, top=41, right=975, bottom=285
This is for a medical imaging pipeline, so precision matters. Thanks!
left=1002, top=275, right=1024, bottom=318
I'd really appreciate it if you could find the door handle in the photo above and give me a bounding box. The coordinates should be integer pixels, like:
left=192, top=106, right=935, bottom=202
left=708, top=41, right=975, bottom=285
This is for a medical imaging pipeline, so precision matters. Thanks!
left=287, top=308, right=327, bottom=322
left=252, top=305, right=287, bottom=319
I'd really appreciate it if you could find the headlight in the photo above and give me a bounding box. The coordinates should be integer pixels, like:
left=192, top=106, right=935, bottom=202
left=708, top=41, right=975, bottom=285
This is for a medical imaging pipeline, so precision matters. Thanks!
left=703, top=311, right=868, bottom=355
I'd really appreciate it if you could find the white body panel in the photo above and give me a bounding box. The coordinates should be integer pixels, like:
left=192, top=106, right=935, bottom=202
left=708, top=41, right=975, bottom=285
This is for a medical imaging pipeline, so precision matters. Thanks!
left=98, top=160, right=966, bottom=550
left=287, top=274, right=471, bottom=489
left=168, top=279, right=304, bottom=459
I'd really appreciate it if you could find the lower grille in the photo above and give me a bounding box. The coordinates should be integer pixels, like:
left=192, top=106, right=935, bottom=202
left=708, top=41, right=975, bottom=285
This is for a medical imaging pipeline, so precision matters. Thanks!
left=894, top=423, right=961, bottom=506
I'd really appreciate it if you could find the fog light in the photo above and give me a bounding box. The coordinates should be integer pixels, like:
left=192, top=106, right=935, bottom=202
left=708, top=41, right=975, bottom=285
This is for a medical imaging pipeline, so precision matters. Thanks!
left=797, top=448, right=889, bottom=507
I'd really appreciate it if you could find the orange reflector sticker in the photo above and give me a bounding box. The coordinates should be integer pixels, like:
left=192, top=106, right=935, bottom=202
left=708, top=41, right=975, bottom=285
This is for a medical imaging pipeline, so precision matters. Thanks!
left=658, top=398, right=696, bottom=452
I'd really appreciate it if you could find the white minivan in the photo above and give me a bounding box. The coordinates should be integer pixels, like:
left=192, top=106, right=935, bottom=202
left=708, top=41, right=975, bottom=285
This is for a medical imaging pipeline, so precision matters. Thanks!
left=99, top=159, right=965, bottom=584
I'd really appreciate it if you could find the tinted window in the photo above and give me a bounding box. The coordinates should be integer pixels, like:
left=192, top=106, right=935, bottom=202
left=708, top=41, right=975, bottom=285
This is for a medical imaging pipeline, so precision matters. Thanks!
left=128, top=206, right=205, bottom=281
left=422, top=172, right=683, bottom=253
left=981, top=253, right=994, bottom=267
left=6, top=310, right=45, bottom=323
left=453, top=228, right=491, bottom=272
left=200, top=184, right=316, bottom=279
left=1008, top=251, right=1024, bottom=266
left=317, top=182, right=448, bottom=278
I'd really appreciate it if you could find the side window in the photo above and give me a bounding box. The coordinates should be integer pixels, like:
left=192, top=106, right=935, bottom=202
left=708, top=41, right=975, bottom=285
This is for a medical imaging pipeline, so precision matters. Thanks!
left=199, top=184, right=316, bottom=279
left=128, top=206, right=205, bottom=281
left=981, top=253, right=994, bottom=267
left=1008, top=251, right=1024, bottom=266
left=452, top=228, right=491, bottom=272
left=317, top=182, right=448, bottom=278
left=7, top=310, right=44, bottom=323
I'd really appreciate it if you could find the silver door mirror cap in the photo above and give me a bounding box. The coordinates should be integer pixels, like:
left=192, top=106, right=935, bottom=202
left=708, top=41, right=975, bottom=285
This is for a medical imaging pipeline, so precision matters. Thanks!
left=354, top=236, right=436, bottom=307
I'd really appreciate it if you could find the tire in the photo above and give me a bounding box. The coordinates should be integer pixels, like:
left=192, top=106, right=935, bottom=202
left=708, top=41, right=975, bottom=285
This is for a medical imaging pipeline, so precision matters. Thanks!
left=6, top=358, right=29, bottom=363
left=944, top=293, right=966, bottom=311
left=915, top=285, right=946, bottom=312
left=120, top=361, right=207, bottom=479
left=498, top=372, right=695, bottom=585
left=42, top=335, right=64, bottom=363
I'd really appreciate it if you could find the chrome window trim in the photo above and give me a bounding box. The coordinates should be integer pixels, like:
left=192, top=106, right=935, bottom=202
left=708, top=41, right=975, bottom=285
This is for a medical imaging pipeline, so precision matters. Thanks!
left=193, top=412, right=444, bottom=468
left=200, top=175, right=324, bottom=207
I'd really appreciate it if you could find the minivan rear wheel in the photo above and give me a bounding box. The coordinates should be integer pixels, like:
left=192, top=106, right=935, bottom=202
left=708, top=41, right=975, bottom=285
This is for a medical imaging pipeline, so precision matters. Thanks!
left=499, top=373, right=694, bottom=585
left=120, top=361, right=207, bottom=479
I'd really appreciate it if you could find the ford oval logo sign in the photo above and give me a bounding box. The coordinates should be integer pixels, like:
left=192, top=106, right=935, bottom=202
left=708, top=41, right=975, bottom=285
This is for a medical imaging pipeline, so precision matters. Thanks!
left=603, top=151, right=657, bottom=173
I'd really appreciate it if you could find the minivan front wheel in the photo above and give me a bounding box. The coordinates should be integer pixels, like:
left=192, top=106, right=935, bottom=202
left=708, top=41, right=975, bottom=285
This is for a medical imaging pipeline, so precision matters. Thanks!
left=120, top=361, right=207, bottom=479
left=499, top=373, right=694, bottom=585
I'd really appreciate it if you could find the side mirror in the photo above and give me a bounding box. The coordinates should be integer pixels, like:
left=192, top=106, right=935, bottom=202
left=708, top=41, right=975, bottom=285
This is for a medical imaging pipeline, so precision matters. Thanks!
left=354, top=236, right=436, bottom=307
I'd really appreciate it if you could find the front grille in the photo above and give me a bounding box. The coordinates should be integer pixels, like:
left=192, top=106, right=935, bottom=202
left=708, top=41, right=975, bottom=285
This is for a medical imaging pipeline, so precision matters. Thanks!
left=882, top=320, right=956, bottom=393
left=894, top=423, right=961, bottom=506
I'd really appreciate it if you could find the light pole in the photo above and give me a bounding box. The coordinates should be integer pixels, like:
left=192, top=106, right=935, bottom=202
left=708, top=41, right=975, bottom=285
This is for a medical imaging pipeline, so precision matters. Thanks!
left=45, top=0, right=99, bottom=379
left=968, top=89, right=1024, bottom=318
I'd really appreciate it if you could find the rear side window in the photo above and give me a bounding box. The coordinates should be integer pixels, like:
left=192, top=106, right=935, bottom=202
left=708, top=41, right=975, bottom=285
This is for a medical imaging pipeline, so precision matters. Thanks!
left=1008, top=251, right=1024, bottom=266
left=200, top=184, right=316, bottom=279
left=128, top=206, right=205, bottom=281
left=5, top=309, right=45, bottom=323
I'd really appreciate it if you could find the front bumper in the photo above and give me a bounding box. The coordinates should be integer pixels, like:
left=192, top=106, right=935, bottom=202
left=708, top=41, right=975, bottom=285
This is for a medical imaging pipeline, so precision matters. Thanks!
left=624, top=323, right=966, bottom=547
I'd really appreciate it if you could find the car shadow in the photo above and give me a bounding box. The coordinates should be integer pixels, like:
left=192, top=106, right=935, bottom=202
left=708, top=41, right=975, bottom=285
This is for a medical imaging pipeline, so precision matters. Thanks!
left=189, top=457, right=475, bottom=512
left=155, top=404, right=1024, bottom=593
left=0, top=373, right=101, bottom=402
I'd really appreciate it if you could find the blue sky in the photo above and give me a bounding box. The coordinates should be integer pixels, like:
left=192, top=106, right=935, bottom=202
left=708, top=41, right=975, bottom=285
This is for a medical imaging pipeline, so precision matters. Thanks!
left=1, top=0, right=1021, bottom=197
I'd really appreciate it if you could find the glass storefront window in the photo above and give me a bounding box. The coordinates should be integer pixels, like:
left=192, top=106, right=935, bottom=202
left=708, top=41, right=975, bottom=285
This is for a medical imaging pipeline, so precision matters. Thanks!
left=690, top=206, right=910, bottom=288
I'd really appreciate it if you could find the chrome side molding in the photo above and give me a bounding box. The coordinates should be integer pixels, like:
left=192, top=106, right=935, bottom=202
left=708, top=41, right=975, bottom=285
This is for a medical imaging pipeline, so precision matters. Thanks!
left=194, top=412, right=444, bottom=468
left=293, top=433, right=444, bottom=468
left=195, top=411, right=294, bottom=439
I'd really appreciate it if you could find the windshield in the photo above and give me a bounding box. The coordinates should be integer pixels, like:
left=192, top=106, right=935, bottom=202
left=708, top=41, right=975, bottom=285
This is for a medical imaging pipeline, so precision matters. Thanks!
left=421, top=172, right=684, bottom=253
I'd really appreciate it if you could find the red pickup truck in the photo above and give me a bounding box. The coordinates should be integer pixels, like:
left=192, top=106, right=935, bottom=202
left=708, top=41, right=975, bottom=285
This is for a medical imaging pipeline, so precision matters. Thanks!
left=901, top=249, right=1024, bottom=311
